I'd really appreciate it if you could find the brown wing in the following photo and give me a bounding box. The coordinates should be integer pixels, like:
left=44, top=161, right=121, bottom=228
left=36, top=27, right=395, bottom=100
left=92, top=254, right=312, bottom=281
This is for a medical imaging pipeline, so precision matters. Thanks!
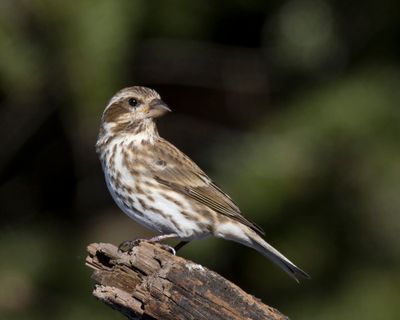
left=150, top=138, right=265, bottom=236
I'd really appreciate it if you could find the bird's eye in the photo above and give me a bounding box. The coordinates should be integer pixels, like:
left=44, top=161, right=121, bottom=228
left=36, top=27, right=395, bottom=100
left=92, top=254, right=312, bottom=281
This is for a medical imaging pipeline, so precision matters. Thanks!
left=128, top=98, right=138, bottom=107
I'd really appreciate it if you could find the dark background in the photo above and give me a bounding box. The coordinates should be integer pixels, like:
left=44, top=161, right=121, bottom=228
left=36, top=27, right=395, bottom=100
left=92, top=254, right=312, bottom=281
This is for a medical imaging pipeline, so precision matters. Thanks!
left=1, top=1, right=399, bottom=319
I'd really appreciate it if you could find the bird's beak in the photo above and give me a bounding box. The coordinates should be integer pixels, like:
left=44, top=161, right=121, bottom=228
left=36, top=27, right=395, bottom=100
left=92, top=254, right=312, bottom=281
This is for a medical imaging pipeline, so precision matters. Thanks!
left=148, top=98, right=171, bottom=118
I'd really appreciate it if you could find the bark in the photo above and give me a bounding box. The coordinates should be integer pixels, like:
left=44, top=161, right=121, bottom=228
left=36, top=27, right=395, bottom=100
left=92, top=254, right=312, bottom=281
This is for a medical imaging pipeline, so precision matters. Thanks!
left=85, top=241, right=288, bottom=320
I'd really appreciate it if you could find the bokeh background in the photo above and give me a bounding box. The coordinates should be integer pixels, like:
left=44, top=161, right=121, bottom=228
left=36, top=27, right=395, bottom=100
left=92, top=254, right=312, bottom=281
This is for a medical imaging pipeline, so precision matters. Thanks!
left=1, top=0, right=400, bottom=319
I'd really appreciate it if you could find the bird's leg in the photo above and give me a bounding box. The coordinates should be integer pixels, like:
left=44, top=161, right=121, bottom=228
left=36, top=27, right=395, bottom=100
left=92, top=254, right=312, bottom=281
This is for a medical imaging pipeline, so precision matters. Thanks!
left=145, top=234, right=179, bottom=255
left=148, top=234, right=179, bottom=242
left=174, top=241, right=190, bottom=252
left=118, top=233, right=179, bottom=255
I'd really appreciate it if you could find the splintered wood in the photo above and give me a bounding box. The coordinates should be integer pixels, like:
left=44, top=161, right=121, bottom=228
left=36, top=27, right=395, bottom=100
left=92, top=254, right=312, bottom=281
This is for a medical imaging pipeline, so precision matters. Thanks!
left=85, top=242, right=288, bottom=320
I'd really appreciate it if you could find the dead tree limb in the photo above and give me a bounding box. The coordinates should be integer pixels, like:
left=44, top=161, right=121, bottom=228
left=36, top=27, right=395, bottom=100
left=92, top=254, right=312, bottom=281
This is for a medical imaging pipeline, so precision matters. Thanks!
left=85, top=242, right=288, bottom=320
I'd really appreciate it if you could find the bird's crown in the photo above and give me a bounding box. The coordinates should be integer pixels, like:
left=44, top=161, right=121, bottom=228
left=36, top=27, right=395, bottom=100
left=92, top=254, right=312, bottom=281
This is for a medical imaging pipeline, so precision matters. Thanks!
left=108, top=86, right=160, bottom=106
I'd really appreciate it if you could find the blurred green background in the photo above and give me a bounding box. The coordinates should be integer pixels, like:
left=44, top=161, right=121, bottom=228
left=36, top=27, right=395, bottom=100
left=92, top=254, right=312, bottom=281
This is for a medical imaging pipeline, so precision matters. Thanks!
left=1, top=0, right=399, bottom=319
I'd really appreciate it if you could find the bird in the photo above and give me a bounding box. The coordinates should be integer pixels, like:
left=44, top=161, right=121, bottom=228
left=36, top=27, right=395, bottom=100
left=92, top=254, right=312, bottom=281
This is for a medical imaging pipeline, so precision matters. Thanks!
left=96, top=86, right=310, bottom=282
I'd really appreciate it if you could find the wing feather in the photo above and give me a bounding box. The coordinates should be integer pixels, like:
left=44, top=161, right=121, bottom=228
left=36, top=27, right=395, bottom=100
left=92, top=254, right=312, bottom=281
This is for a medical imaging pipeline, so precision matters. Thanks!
left=150, top=139, right=265, bottom=236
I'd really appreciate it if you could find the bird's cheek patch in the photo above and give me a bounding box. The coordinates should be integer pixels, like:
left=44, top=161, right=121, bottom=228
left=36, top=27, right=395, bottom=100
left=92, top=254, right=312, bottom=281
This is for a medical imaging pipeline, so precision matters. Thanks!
left=103, top=103, right=128, bottom=123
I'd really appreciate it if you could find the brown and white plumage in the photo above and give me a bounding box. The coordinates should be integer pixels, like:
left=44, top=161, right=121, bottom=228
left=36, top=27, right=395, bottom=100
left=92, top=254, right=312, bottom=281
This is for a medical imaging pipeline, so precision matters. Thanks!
left=96, top=86, right=310, bottom=281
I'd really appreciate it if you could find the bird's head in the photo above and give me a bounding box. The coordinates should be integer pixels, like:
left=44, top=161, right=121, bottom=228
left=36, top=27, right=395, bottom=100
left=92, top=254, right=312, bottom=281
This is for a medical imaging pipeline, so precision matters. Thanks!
left=100, top=86, right=170, bottom=135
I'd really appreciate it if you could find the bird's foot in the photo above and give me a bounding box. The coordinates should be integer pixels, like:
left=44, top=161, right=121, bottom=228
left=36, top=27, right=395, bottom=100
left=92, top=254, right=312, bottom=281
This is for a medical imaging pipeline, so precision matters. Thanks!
left=154, top=243, right=176, bottom=255
left=118, top=236, right=177, bottom=255
left=118, top=238, right=145, bottom=252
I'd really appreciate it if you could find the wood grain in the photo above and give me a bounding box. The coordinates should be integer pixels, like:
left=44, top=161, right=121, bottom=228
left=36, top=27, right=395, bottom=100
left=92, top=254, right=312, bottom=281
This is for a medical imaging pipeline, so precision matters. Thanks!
left=86, top=242, right=288, bottom=320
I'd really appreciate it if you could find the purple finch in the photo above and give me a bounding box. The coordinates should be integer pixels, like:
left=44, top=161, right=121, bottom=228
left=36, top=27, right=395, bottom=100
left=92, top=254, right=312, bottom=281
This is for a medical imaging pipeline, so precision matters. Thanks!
left=96, top=86, right=309, bottom=281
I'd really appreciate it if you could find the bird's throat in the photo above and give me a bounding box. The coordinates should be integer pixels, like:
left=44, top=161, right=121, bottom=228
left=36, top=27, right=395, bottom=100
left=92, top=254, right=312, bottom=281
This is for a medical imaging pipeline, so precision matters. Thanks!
left=96, top=119, right=159, bottom=155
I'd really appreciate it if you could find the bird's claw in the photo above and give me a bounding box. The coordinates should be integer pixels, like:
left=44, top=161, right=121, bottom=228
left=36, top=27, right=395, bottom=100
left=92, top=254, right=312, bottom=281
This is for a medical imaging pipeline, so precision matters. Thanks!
left=118, top=238, right=176, bottom=255
left=157, top=243, right=176, bottom=255
left=118, top=239, right=140, bottom=252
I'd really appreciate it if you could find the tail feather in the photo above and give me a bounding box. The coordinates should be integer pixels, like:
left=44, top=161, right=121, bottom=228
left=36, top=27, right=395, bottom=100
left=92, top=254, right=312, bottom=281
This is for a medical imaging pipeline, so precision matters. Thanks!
left=250, top=234, right=310, bottom=282
left=216, top=223, right=310, bottom=281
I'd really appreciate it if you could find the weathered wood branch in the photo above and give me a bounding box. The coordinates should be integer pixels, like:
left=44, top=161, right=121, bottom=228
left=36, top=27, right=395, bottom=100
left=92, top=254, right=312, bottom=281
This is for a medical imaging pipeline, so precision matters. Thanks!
left=85, top=242, right=288, bottom=320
